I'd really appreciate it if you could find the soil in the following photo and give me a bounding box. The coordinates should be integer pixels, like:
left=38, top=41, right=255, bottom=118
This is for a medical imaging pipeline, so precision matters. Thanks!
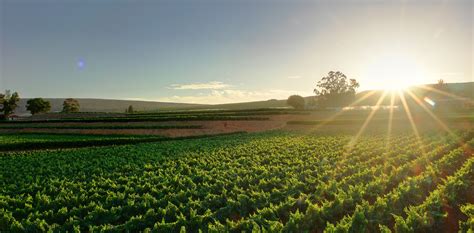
left=0, top=116, right=288, bottom=137
left=1, top=113, right=471, bottom=138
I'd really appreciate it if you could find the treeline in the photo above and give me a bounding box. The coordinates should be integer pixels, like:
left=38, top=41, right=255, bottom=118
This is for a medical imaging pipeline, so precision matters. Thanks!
left=285, top=71, right=464, bottom=111
left=286, top=71, right=360, bottom=110
left=0, top=90, right=81, bottom=120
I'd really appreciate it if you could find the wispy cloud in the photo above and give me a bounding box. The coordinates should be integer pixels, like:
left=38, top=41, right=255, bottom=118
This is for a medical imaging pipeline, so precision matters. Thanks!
left=288, top=75, right=302, bottom=79
left=122, top=97, right=160, bottom=102
left=434, top=72, right=464, bottom=77
left=158, top=89, right=311, bottom=104
left=432, top=72, right=465, bottom=81
left=169, top=81, right=231, bottom=90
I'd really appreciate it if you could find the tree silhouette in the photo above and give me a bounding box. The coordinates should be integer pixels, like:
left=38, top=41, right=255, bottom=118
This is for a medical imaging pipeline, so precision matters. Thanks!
left=126, top=105, right=134, bottom=113
left=435, top=79, right=448, bottom=92
left=26, top=98, right=51, bottom=115
left=314, top=71, right=359, bottom=108
left=287, top=95, right=305, bottom=110
left=62, top=98, right=80, bottom=113
left=0, top=90, right=20, bottom=119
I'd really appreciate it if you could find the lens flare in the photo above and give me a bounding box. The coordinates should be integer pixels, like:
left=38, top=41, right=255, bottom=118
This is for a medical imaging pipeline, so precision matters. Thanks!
left=423, top=97, right=436, bottom=107
left=77, top=59, right=85, bottom=69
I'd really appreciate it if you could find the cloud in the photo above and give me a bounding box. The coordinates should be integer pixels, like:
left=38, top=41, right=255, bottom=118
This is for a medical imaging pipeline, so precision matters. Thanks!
left=169, top=81, right=231, bottom=90
left=122, top=97, right=159, bottom=102
left=432, top=72, right=465, bottom=81
left=158, top=89, right=311, bottom=104
left=434, top=72, right=464, bottom=77
left=287, top=76, right=302, bottom=79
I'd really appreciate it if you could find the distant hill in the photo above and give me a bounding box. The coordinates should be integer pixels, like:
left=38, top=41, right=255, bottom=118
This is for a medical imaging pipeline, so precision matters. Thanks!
left=14, top=98, right=290, bottom=115
left=13, top=82, right=473, bottom=114
left=15, top=98, right=206, bottom=115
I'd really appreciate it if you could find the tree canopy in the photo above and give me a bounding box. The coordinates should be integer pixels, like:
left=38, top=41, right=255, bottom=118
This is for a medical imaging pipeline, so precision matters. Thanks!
left=62, top=98, right=80, bottom=113
left=126, top=105, right=134, bottom=113
left=287, top=95, right=305, bottom=110
left=0, top=90, right=20, bottom=119
left=26, top=98, right=51, bottom=115
left=434, top=79, right=448, bottom=92
left=313, top=71, right=359, bottom=108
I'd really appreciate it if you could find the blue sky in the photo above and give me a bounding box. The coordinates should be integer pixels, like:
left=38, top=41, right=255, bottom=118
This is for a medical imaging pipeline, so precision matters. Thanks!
left=1, top=0, right=472, bottom=104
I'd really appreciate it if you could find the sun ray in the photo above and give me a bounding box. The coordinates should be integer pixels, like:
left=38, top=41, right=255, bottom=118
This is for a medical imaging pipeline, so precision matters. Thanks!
left=405, top=89, right=459, bottom=140
left=306, top=90, right=381, bottom=171
left=308, top=90, right=378, bottom=133
left=346, top=90, right=388, bottom=152
left=386, top=91, right=396, bottom=150
left=418, top=85, right=474, bottom=103
left=398, top=90, right=425, bottom=155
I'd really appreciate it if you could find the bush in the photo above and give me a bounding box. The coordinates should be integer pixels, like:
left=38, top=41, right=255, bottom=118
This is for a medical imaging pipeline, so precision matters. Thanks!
left=26, top=98, right=51, bottom=115
left=287, top=95, right=305, bottom=110
left=62, top=98, right=80, bottom=113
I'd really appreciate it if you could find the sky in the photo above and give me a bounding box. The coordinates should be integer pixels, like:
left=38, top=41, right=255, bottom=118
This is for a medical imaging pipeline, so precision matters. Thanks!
left=0, top=0, right=472, bottom=104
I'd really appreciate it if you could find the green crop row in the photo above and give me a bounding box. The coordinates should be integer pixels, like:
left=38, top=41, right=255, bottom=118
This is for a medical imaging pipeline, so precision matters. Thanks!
left=0, top=134, right=163, bottom=152
left=1, top=116, right=269, bottom=124
left=0, top=125, right=202, bottom=130
left=0, top=134, right=145, bottom=144
left=287, top=115, right=474, bottom=126
left=129, top=109, right=309, bottom=117
left=0, top=132, right=245, bottom=152
left=390, top=157, right=474, bottom=232
left=286, top=119, right=398, bottom=125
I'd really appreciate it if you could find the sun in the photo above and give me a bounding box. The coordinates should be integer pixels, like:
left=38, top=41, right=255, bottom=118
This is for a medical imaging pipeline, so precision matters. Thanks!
left=364, top=53, right=428, bottom=91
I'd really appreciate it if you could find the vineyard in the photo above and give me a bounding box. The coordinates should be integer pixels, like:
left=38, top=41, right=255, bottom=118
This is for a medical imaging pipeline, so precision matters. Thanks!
left=0, top=115, right=270, bottom=123
left=0, top=124, right=203, bottom=130
left=0, top=131, right=472, bottom=232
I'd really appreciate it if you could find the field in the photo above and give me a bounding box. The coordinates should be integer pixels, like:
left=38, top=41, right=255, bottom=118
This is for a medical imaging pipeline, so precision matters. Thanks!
left=1, top=108, right=472, bottom=137
left=1, top=108, right=473, bottom=232
left=3, top=0, right=473, bottom=231
left=0, top=109, right=296, bottom=138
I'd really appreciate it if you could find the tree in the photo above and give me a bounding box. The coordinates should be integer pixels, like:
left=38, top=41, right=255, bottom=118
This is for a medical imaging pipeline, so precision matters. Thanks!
left=313, top=71, right=359, bottom=108
left=287, top=95, right=305, bottom=110
left=126, top=105, right=134, bottom=113
left=26, top=98, right=51, bottom=115
left=62, top=98, right=80, bottom=113
left=0, top=90, right=20, bottom=119
left=434, top=79, right=448, bottom=91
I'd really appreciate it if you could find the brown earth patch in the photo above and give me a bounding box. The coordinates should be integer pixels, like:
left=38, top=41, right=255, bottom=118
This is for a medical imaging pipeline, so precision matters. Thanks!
left=0, top=117, right=288, bottom=137
left=1, top=113, right=471, bottom=137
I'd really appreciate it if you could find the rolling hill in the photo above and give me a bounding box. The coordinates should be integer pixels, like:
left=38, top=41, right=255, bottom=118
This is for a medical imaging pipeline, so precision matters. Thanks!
left=13, top=82, right=473, bottom=115
left=14, top=98, right=206, bottom=115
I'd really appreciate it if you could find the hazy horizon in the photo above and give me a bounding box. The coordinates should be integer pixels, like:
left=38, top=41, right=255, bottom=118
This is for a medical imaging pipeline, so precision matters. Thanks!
left=1, top=0, right=472, bottom=104
left=10, top=81, right=474, bottom=105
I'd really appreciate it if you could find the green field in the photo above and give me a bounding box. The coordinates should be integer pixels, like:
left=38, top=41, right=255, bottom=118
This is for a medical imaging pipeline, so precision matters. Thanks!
left=1, top=131, right=473, bottom=232
left=3, top=1, right=473, bottom=232
left=0, top=134, right=167, bottom=152
left=0, top=124, right=203, bottom=130
left=0, top=134, right=145, bottom=145
left=5, top=115, right=270, bottom=124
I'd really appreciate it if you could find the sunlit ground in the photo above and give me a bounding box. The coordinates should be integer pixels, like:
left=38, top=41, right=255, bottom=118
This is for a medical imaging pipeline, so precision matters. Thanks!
left=293, top=71, right=473, bottom=160
left=311, top=85, right=472, bottom=156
